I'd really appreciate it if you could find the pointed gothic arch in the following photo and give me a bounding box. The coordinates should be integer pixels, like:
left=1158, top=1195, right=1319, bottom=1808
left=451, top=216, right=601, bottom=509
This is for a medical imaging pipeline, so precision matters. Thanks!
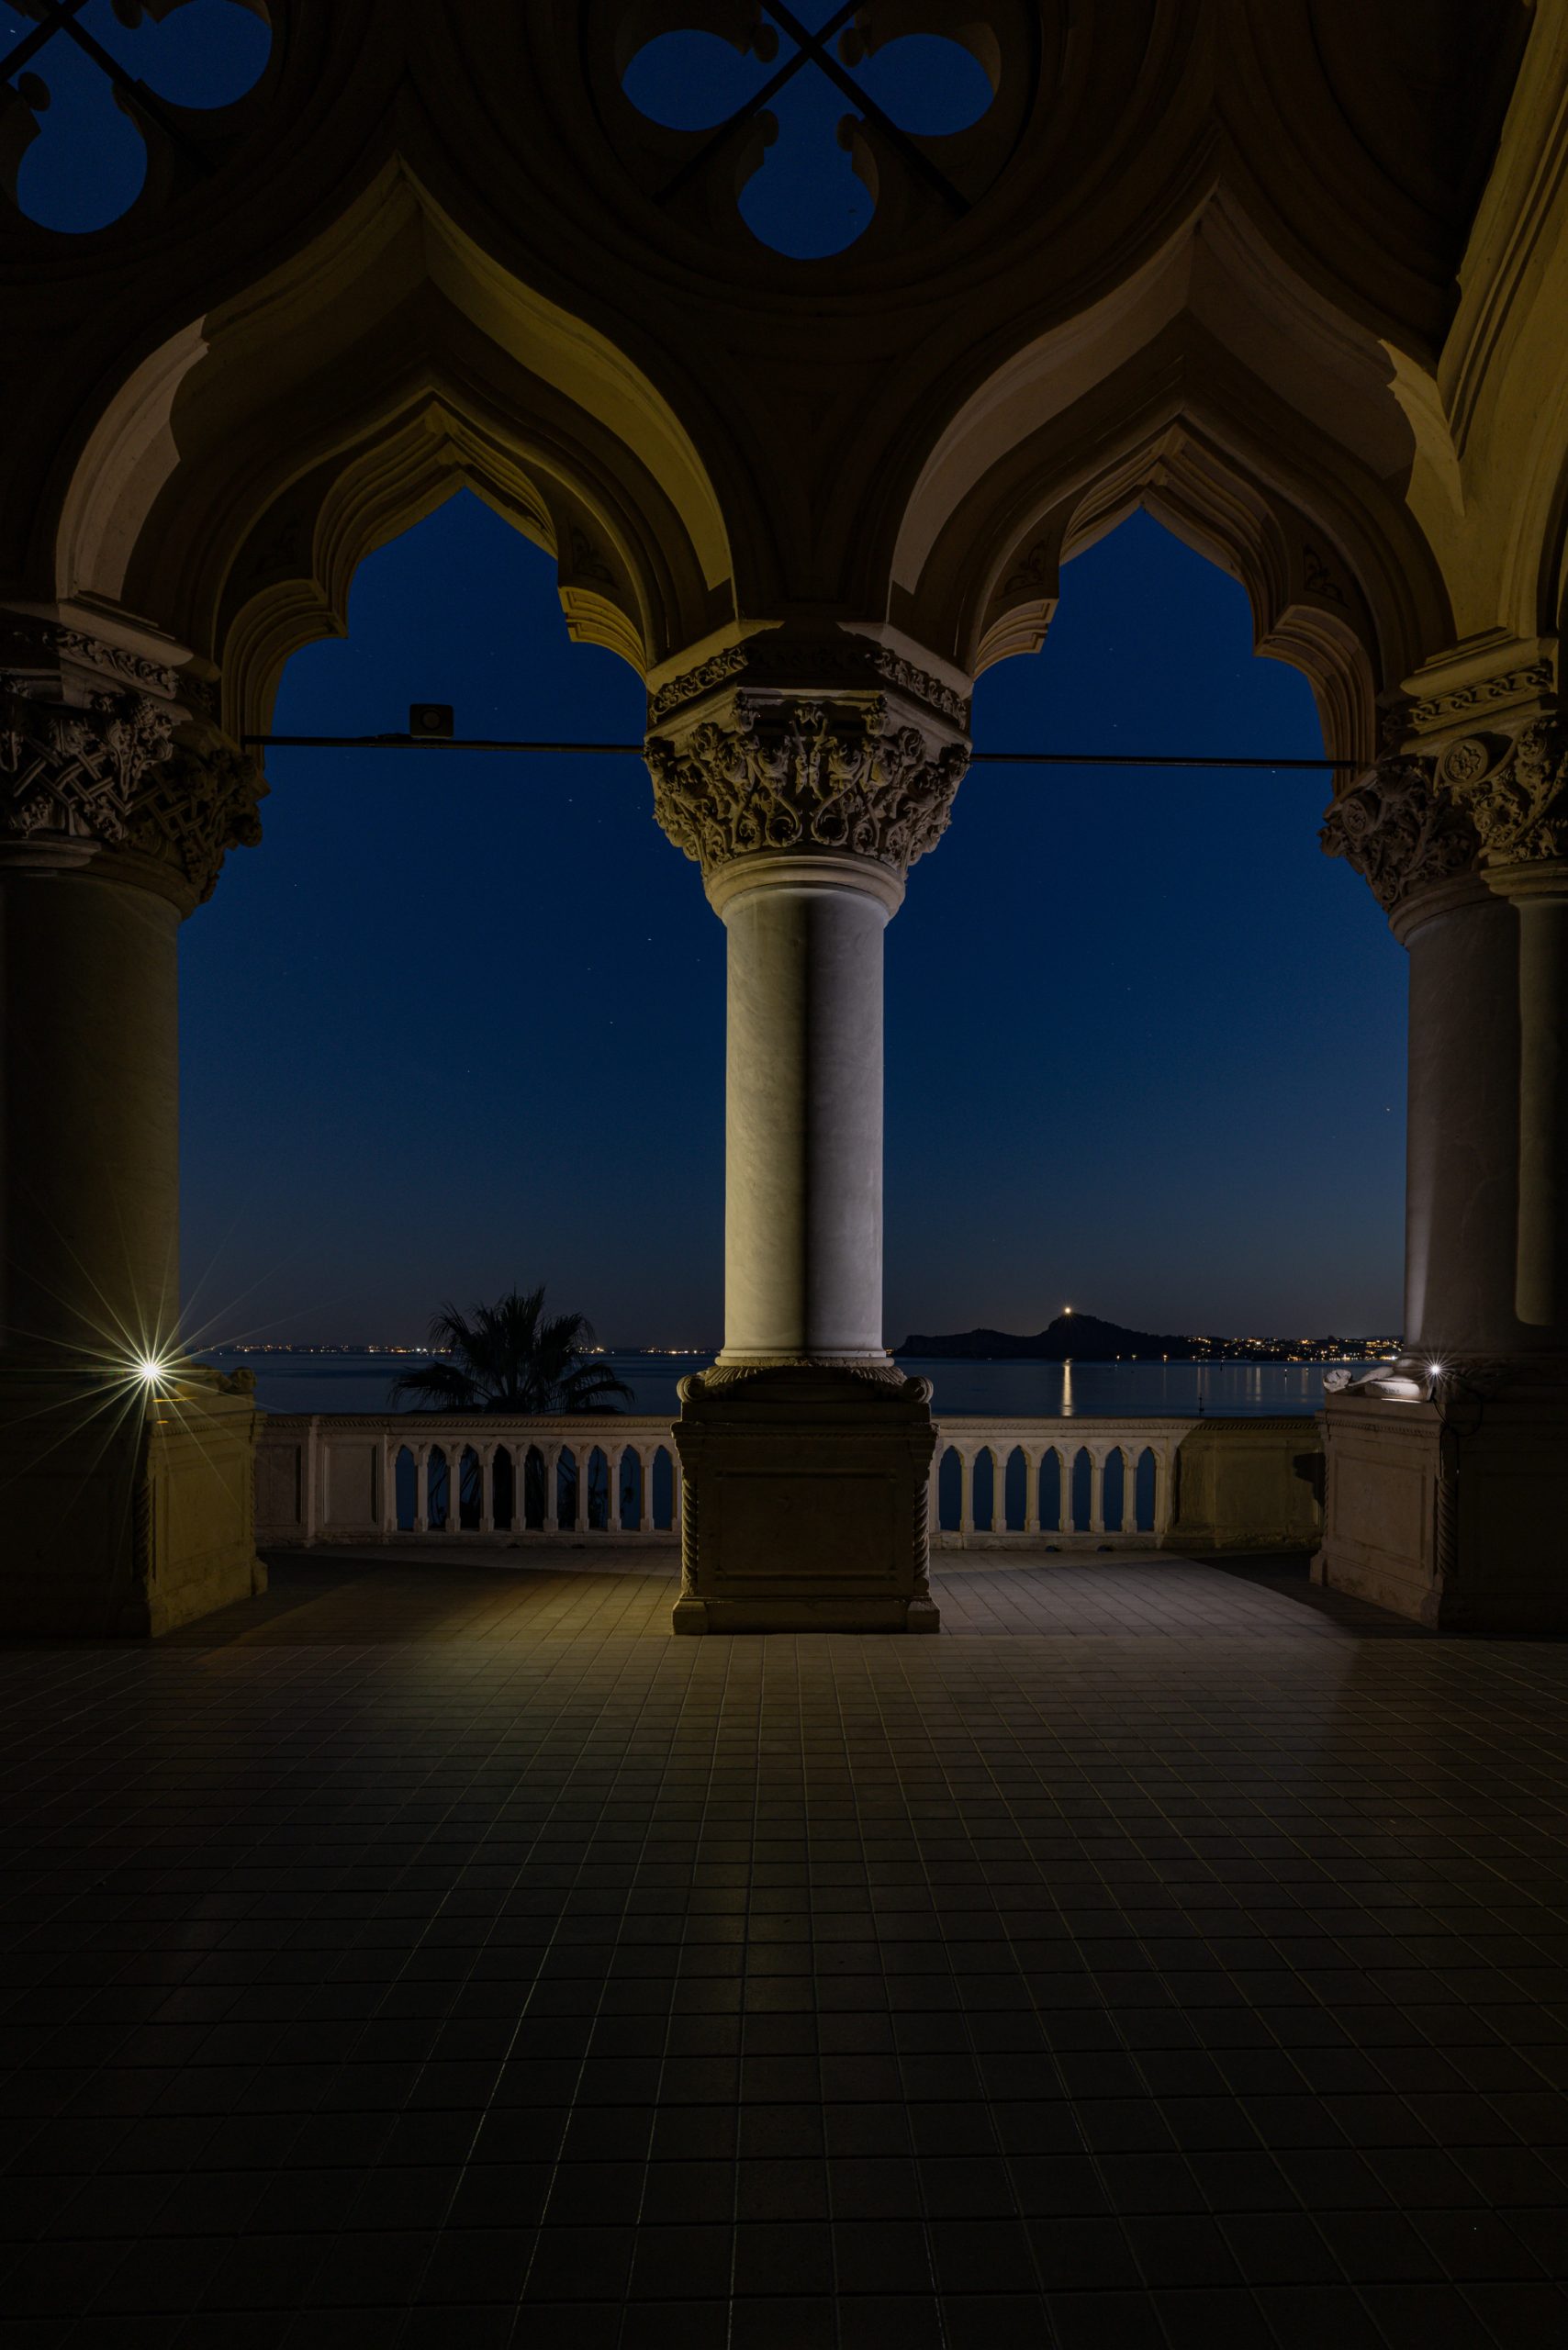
left=45, top=169, right=733, bottom=736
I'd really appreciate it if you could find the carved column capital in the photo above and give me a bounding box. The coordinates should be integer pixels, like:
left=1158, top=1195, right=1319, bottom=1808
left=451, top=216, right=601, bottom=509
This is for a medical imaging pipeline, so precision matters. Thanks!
left=0, top=624, right=264, bottom=912
left=646, top=685, right=969, bottom=888
left=1319, top=752, right=1482, bottom=918
left=1328, top=648, right=1568, bottom=919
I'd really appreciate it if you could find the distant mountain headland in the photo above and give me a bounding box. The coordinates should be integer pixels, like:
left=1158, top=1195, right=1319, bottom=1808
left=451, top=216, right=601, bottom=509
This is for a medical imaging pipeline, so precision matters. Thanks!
left=895, top=1312, right=1395, bottom=1364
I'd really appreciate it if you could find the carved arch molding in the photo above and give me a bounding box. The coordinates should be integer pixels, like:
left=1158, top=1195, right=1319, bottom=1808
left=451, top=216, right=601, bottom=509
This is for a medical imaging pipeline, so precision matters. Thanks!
left=0, top=2, right=1540, bottom=756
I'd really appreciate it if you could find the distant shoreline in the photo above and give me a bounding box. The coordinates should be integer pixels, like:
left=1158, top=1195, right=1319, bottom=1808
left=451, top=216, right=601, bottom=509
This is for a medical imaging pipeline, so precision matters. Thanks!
left=206, top=1342, right=1394, bottom=1365
left=896, top=1309, right=1402, bottom=1367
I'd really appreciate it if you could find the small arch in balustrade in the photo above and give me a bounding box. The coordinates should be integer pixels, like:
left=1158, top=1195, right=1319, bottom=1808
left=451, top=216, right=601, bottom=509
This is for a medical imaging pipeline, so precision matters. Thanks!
left=971, top=1447, right=996, bottom=1534
left=584, top=1446, right=613, bottom=1530
left=454, top=1444, right=483, bottom=1530
left=490, top=1443, right=516, bottom=1532
left=651, top=1444, right=677, bottom=1531
left=1002, top=1445, right=1027, bottom=1532
left=1068, top=1446, right=1092, bottom=1533
left=1038, top=1449, right=1063, bottom=1537
left=936, top=1444, right=962, bottom=1532
left=1103, top=1449, right=1126, bottom=1536
left=521, top=1443, right=549, bottom=1530
left=554, top=1446, right=578, bottom=1528
left=612, top=1444, right=641, bottom=1531
left=1132, top=1446, right=1157, bottom=1533
left=428, top=1444, right=453, bottom=1530
left=395, top=1444, right=418, bottom=1532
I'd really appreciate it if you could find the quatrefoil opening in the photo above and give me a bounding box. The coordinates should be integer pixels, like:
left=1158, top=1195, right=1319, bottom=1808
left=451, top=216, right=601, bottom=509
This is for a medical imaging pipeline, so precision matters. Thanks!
left=614, top=2, right=1022, bottom=260
left=0, top=0, right=272, bottom=233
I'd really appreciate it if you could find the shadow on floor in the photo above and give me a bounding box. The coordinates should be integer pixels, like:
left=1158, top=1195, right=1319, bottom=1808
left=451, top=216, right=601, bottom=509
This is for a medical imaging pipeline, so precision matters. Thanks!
left=143, top=1545, right=1442, bottom=1649
left=1190, top=1550, right=1435, bottom=1637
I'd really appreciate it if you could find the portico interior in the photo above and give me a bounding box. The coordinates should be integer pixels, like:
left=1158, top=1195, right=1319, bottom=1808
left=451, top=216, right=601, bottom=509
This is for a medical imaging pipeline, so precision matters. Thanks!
left=4, top=0, right=1568, bottom=1634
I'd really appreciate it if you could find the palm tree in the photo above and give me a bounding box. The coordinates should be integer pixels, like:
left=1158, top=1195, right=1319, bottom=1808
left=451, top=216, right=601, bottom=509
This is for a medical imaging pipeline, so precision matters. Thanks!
left=391, top=1287, right=633, bottom=1530
left=390, top=1287, right=633, bottom=1414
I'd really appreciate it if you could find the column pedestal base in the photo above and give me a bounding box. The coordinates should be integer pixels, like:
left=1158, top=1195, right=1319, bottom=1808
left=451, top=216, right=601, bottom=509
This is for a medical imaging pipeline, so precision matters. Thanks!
left=671, top=1363, right=940, bottom=1634
left=0, top=1369, right=265, bottom=1636
left=1315, top=1363, right=1568, bottom=1629
left=1167, top=1418, right=1326, bottom=1551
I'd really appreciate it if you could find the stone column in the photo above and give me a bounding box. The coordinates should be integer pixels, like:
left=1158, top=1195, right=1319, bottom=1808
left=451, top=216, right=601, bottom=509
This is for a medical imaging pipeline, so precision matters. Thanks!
left=645, top=640, right=969, bottom=1632
left=711, top=852, right=896, bottom=1362
left=1317, top=668, right=1568, bottom=1628
left=1445, top=723, right=1568, bottom=1337
left=0, top=617, right=265, bottom=1634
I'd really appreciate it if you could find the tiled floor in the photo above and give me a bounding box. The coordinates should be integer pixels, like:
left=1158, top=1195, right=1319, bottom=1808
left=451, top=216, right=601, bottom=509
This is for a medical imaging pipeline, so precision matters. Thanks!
left=3, top=1550, right=1567, bottom=2349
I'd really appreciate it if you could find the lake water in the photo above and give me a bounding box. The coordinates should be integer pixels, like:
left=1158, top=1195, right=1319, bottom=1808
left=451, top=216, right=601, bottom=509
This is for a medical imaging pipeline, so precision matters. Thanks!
left=212, top=1352, right=1336, bottom=1419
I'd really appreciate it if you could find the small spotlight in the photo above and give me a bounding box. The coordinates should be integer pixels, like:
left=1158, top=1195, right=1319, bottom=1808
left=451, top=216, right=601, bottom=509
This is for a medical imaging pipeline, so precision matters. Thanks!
left=135, top=1358, right=167, bottom=1383
left=1428, top=1360, right=1446, bottom=1381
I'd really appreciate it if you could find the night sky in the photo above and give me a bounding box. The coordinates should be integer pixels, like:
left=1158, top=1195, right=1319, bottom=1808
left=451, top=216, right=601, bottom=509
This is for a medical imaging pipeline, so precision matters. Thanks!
left=175, top=500, right=1406, bottom=1349
left=5, top=4, right=1409, bottom=1349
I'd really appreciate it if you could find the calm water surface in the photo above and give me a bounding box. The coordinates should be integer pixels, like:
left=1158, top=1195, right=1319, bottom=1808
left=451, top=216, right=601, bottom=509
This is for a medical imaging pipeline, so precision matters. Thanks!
left=213, top=1352, right=1333, bottom=1419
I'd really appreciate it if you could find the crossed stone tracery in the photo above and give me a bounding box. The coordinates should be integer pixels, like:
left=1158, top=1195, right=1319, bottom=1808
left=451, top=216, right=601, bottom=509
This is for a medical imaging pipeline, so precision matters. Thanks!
left=0, top=0, right=270, bottom=230
left=622, top=1, right=990, bottom=242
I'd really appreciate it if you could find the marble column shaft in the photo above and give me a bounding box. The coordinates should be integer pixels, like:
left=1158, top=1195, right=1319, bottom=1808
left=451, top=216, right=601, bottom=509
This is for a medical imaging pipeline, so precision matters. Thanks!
left=647, top=669, right=968, bottom=1370
left=0, top=631, right=264, bottom=1371
left=1324, top=719, right=1568, bottom=1358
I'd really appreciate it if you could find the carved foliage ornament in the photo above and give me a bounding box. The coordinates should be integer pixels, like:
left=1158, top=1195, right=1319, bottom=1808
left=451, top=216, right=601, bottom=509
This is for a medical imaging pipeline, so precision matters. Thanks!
left=1439, top=721, right=1568, bottom=866
left=0, top=685, right=265, bottom=905
left=647, top=641, right=969, bottom=728
left=1318, top=755, right=1481, bottom=912
left=647, top=693, right=968, bottom=878
left=1406, top=661, right=1556, bottom=734
left=0, top=617, right=180, bottom=699
left=646, top=644, right=750, bottom=724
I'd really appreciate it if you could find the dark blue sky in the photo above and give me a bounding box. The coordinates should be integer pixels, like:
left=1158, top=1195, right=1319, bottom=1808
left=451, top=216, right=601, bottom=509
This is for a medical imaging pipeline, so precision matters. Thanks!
left=178, top=498, right=1406, bottom=1349
left=5, top=3, right=1410, bottom=1347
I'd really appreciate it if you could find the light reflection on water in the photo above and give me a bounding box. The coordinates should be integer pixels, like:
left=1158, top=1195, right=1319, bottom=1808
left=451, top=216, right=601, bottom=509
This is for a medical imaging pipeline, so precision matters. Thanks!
left=213, top=1351, right=1332, bottom=1419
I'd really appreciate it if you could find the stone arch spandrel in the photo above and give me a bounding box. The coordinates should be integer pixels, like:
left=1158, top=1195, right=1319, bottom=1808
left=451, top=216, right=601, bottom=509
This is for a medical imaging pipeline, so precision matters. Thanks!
left=1441, top=9, right=1568, bottom=653
left=0, top=1, right=1540, bottom=658
left=44, top=169, right=733, bottom=719
left=890, top=301, right=1455, bottom=760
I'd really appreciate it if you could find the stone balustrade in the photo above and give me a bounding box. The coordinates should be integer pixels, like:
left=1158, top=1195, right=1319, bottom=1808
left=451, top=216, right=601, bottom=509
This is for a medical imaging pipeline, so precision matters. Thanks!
left=932, top=1416, right=1181, bottom=1545
left=255, top=1416, right=684, bottom=1547
left=256, top=1412, right=1323, bottom=1555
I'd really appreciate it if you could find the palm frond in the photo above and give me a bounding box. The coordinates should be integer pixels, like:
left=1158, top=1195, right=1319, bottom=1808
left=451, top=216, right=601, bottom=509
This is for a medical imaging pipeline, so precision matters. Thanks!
left=558, top=1362, right=634, bottom=1413
left=395, top=1285, right=631, bottom=1416
left=388, top=1360, right=484, bottom=1410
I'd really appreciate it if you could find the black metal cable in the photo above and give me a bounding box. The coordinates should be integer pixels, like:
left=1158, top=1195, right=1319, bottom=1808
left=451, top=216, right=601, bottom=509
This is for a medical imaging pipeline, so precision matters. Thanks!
left=240, top=733, right=1358, bottom=770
